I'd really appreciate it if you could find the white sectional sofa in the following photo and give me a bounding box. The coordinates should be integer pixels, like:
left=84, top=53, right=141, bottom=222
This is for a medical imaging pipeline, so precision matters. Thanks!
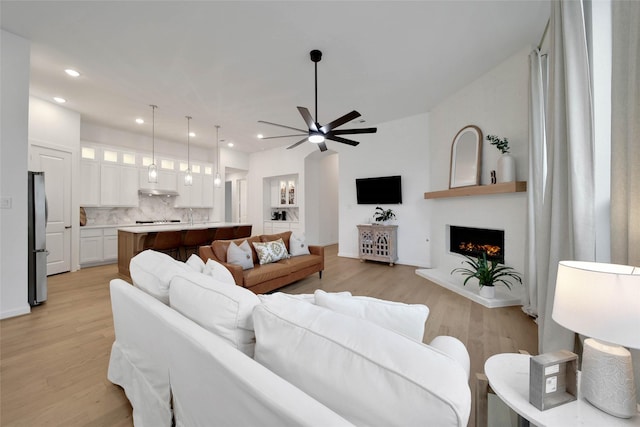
left=108, top=250, right=472, bottom=426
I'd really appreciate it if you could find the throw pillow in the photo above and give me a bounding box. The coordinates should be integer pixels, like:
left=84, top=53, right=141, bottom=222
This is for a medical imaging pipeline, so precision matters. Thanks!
left=252, top=295, right=471, bottom=426
left=185, top=254, right=205, bottom=273
left=314, top=290, right=429, bottom=341
left=257, top=290, right=353, bottom=304
left=252, top=238, right=289, bottom=265
left=169, top=271, right=261, bottom=357
left=289, top=233, right=310, bottom=257
left=203, top=258, right=235, bottom=285
left=129, top=249, right=192, bottom=305
left=227, top=240, right=254, bottom=270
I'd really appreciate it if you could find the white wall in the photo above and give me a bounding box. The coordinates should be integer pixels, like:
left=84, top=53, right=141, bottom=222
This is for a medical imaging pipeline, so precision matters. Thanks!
left=1, top=30, right=31, bottom=319
left=305, top=152, right=339, bottom=246
left=29, top=96, right=81, bottom=271
left=427, top=47, right=530, bottom=278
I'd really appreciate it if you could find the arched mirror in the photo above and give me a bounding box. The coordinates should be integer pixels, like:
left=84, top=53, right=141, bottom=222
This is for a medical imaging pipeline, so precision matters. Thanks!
left=449, top=125, right=482, bottom=188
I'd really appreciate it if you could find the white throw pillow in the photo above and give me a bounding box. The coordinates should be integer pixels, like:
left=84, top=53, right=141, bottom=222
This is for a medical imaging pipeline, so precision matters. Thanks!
left=227, top=240, right=254, bottom=270
left=252, top=238, right=289, bottom=265
left=253, top=295, right=471, bottom=427
left=169, top=271, right=261, bottom=357
left=129, top=250, right=192, bottom=305
left=203, top=258, right=236, bottom=285
left=257, top=291, right=353, bottom=304
left=289, top=233, right=310, bottom=257
left=185, top=254, right=205, bottom=273
left=314, top=290, right=429, bottom=341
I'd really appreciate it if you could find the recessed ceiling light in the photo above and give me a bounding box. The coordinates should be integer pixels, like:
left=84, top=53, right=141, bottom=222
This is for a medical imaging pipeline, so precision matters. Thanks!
left=257, top=134, right=264, bottom=139
left=227, top=142, right=234, bottom=147
left=53, top=97, right=66, bottom=103
left=64, top=69, right=80, bottom=77
left=189, top=132, right=196, bottom=137
left=135, top=118, right=144, bottom=124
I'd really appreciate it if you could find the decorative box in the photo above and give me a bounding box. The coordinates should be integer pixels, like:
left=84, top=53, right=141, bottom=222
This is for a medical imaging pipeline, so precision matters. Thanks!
left=529, top=350, right=577, bottom=411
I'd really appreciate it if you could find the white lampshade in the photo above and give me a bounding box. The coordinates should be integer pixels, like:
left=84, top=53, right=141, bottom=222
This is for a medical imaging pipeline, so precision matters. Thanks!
left=553, top=261, right=640, bottom=349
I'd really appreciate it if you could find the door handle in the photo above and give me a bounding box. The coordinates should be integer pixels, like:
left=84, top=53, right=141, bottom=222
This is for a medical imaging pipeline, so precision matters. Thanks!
left=65, top=226, right=72, bottom=229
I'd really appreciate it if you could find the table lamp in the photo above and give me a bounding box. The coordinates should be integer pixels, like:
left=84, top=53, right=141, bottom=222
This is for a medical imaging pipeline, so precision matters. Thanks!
left=552, top=260, right=640, bottom=418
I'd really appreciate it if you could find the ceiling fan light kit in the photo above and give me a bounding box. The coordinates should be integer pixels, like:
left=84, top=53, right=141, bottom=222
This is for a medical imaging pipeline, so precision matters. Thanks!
left=258, top=49, right=377, bottom=152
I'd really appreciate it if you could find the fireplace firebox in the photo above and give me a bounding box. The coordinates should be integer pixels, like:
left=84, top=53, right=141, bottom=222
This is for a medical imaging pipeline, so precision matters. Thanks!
left=449, top=226, right=505, bottom=264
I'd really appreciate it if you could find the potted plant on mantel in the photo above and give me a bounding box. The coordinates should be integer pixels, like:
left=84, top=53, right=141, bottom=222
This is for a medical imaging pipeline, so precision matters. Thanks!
left=373, top=206, right=396, bottom=225
left=451, top=252, right=522, bottom=299
left=486, top=134, right=516, bottom=183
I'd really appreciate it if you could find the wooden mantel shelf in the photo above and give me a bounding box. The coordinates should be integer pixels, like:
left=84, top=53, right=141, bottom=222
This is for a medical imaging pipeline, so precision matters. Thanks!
left=424, top=181, right=527, bottom=199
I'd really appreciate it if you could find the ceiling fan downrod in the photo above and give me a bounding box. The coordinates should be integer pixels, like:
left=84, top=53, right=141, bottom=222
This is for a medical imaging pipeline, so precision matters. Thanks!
left=310, top=49, right=322, bottom=124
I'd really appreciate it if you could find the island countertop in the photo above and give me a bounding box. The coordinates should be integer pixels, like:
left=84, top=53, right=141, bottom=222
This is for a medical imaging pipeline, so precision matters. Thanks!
left=117, top=222, right=252, bottom=278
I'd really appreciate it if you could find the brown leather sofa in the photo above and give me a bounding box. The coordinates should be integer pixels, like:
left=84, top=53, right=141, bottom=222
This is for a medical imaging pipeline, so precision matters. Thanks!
left=198, top=231, right=324, bottom=294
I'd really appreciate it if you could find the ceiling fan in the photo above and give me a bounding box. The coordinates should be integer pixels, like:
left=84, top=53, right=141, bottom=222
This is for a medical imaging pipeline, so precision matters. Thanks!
left=258, top=49, right=377, bottom=152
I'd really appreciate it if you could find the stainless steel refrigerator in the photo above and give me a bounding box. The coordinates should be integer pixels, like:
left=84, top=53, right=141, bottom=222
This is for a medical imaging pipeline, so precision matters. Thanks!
left=28, top=171, right=48, bottom=306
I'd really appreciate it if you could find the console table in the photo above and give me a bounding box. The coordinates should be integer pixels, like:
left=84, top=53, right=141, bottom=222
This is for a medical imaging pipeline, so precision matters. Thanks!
left=482, top=353, right=640, bottom=427
left=357, top=224, right=398, bottom=266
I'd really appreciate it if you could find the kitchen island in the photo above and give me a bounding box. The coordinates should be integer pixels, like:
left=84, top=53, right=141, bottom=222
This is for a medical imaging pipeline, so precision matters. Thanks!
left=117, top=222, right=251, bottom=278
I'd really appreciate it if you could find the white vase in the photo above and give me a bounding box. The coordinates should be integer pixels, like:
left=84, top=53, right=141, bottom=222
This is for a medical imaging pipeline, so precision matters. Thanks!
left=479, top=286, right=495, bottom=299
left=497, top=153, right=516, bottom=183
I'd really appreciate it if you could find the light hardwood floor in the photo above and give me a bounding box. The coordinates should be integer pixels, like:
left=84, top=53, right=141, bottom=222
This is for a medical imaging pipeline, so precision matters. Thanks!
left=0, top=245, right=537, bottom=426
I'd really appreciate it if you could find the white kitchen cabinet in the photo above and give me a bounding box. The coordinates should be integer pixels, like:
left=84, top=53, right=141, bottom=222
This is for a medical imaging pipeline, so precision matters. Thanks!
left=101, top=164, right=138, bottom=207
left=176, top=171, right=213, bottom=208
left=264, top=221, right=302, bottom=235
left=138, top=168, right=178, bottom=193
left=201, top=174, right=214, bottom=207
left=80, top=227, right=118, bottom=266
left=80, top=160, right=100, bottom=206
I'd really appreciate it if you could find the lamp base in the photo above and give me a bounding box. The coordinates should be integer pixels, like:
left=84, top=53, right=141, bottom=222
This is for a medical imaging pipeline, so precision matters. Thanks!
left=581, top=338, right=637, bottom=418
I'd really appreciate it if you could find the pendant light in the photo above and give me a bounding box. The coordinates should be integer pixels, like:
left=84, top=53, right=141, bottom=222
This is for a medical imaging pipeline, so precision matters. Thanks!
left=148, top=104, right=158, bottom=183
left=184, top=116, right=193, bottom=186
left=214, top=125, right=222, bottom=187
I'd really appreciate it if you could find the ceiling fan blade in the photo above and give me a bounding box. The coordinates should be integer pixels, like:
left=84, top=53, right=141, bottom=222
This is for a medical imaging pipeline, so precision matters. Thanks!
left=319, top=110, right=361, bottom=134
left=318, top=141, right=328, bottom=152
left=330, top=127, right=377, bottom=135
left=286, top=138, right=309, bottom=150
left=327, top=135, right=360, bottom=147
left=297, top=107, right=318, bottom=132
left=258, top=120, right=307, bottom=133
left=260, top=134, right=307, bottom=140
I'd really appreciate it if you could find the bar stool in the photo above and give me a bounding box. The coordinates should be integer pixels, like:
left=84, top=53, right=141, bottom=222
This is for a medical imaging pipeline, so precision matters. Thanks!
left=213, top=227, right=235, bottom=241
left=234, top=225, right=252, bottom=239
left=181, top=228, right=212, bottom=261
left=149, top=231, right=182, bottom=260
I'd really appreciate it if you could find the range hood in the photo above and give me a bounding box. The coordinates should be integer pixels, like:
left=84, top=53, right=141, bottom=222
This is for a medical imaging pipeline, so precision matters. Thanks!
left=138, top=188, right=180, bottom=197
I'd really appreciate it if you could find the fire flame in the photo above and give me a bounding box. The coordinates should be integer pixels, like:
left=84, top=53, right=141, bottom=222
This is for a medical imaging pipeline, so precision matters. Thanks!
left=458, top=242, right=501, bottom=256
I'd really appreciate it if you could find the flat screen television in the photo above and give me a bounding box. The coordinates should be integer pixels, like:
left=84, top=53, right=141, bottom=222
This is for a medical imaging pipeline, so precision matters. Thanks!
left=356, top=175, right=402, bottom=204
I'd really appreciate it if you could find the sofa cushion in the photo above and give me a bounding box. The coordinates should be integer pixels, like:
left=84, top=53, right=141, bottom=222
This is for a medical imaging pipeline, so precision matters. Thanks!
left=252, top=238, right=289, bottom=265
left=280, top=254, right=323, bottom=273
left=212, top=236, right=261, bottom=264
left=289, top=233, right=311, bottom=257
left=203, top=259, right=235, bottom=285
left=314, top=290, right=429, bottom=341
left=186, top=254, right=205, bottom=273
left=227, top=240, right=254, bottom=270
left=169, top=271, right=261, bottom=357
left=260, top=231, right=292, bottom=252
left=243, top=263, right=292, bottom=288
left=253, top=295, right=471, bottom=427
left=129, top=250, right=192, bottom=305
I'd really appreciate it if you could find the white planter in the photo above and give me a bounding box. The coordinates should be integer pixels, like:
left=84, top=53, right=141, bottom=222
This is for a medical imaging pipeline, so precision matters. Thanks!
left=497, top=153, right=516, bottom=183
left=479, top=285, right=495, bottom=299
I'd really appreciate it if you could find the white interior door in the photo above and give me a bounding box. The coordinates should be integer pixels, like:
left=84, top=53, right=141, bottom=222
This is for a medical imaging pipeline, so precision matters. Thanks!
left=238, top=179, right=248, bottom=223
left=30, top=145, right=72, bottom=275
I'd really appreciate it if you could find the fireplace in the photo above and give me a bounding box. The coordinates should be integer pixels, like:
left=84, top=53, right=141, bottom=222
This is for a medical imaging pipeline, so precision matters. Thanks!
left=449, top=225, right=505, bottom=264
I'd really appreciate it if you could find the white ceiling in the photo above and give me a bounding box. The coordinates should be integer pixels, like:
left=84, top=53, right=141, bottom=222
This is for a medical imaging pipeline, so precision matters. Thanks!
left=2, top=1, right=549, bottom=153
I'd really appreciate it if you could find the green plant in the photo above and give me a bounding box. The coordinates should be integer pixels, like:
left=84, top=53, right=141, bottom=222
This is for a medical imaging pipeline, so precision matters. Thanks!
left=486, top=134, right=510, bottom=154
left=451, top=252, right=522, bottom=289
left=374, top=206, right=396, bottom=222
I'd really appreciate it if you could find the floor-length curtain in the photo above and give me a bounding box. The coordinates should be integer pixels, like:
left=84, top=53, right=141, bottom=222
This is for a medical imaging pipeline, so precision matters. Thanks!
left=610, top=0, right=640, bottom=404
left=523, top=49, right=547, bottom=318
left=538, top=0, right=596, bottom=353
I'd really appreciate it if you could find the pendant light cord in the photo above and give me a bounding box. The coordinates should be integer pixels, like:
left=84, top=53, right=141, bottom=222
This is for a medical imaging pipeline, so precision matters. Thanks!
left=150, top=104, right=157, bottom=163
left=186, top=116, right=192, bottom=168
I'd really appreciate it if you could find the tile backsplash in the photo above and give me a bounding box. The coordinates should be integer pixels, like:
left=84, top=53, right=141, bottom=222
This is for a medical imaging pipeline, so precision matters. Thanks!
left=83, top=196, right=211, bottom=225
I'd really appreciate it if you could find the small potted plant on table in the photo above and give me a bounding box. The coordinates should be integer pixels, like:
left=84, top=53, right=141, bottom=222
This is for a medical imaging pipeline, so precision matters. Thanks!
left=373, top=206, right=396, bottom=225
left=451, top=252, right=522, bottom=299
